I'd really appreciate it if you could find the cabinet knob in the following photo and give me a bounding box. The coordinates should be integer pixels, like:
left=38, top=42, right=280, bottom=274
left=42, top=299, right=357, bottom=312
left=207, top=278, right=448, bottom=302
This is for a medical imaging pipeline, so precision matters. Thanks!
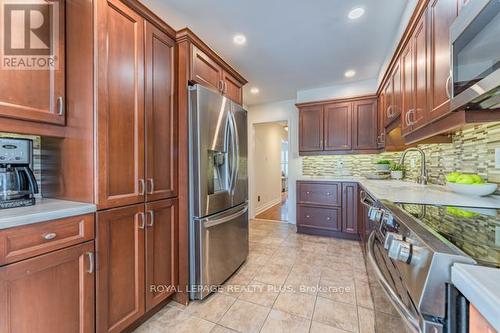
left=326, top=217, right=331, bottom=221
left=42, top=232, right=57, bottom=240
left=326, top=192, right=331, bottom=196
left=306, top=191, right=310, bottom=194
left=306, top=215, right=310, bottom=218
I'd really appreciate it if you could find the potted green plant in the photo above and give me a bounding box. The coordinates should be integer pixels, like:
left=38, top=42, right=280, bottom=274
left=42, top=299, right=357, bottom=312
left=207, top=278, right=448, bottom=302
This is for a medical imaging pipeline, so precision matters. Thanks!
left=390, top=163, right=405, bottom=180
left=375, top=159, right=391, bottom=171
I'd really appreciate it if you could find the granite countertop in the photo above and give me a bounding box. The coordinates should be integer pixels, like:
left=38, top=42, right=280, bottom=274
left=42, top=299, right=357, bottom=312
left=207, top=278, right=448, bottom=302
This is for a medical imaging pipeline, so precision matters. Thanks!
left=298, top=175, right=500, bottom=209
left=0, top=198, right=97, bottom=230
left=452, top=264, right=500, bottom=331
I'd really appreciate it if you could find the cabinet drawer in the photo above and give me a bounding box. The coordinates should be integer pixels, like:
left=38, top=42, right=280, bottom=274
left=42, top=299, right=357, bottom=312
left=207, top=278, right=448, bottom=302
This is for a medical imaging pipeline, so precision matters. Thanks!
left=0, top=214, right=94, bottom=265
left=297, top=182, right=341, bottom=206
left=297, top=205, right=341, bottom=232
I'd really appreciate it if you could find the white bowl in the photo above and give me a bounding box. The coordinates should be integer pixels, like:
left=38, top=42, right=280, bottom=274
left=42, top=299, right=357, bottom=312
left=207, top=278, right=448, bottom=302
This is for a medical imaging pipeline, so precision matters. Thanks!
left=446, top=182, right=498, bottom=196
left=375, top=164, right=390, bottom=171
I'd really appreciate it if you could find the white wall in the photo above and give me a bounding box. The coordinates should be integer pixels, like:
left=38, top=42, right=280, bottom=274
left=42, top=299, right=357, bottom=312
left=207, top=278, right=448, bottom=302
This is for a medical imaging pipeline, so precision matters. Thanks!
left=248, top=99, right=301, bottom=224
left=253, top=123, right=287, bottom=213
left=296, top=79, right=378, bottom=103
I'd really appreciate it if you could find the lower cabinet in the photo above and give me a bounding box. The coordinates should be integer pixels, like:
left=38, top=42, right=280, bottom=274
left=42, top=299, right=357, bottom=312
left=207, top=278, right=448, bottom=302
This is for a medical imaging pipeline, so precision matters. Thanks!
left=296, top=181, right=359, bottom=239
left=0, top=241, right=95, bottom=333
left=97, top=199, right=178, bottom=333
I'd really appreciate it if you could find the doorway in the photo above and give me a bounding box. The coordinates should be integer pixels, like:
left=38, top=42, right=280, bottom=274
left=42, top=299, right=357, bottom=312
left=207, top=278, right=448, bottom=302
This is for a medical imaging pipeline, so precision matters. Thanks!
left=254, top=121, right=289, bottom=222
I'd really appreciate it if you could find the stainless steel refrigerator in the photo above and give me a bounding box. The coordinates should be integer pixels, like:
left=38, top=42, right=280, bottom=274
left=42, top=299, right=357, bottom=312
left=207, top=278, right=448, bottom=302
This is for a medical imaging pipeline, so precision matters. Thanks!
left=189, top=84, right=248, bottom=300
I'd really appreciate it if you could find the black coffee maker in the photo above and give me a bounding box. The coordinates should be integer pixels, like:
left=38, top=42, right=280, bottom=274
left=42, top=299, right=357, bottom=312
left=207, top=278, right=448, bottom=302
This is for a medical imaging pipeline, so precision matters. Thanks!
left=0, top=138, right=39, bottom=209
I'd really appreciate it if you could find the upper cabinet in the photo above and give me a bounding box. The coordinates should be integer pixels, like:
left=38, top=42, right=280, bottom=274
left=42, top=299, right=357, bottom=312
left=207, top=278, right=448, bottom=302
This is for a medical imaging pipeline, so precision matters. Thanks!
left=297, top=96, right=379, bottom=155
left=0, top=1, right=66, bottom=125
left=184, top=32, right=247, bottom=105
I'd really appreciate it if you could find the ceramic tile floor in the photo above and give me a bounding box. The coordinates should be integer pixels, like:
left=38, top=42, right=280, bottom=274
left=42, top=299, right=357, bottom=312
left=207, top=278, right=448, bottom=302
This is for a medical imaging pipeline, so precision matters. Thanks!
left=134, top=219, right=379, bottom=333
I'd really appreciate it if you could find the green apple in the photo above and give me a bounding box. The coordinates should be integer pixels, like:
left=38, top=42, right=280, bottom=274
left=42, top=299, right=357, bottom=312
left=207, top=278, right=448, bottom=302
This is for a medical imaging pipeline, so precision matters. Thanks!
left=446, top=172, right=461, bottom=183
left=471, top=174, right=484, bottom=184
left=456, top=174, right=475, bottom=184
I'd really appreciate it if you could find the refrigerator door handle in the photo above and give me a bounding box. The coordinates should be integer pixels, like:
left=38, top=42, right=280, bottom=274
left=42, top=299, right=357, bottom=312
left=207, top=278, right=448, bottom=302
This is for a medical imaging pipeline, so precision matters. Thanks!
left=203, top=205, right=248, bottom=228
left=228, top=110, right=239, bottom=195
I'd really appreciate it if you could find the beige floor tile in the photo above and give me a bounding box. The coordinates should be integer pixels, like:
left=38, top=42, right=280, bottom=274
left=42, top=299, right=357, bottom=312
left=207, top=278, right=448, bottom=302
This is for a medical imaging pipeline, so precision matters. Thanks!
left=260, top=309, right=311, bottom=333
left=246, top=253, right=269, bottom=266
left=236, top=261, right=263, bottom=279
left=313, top=297, right=359, bottom=332
left=318, top=278, right=356, bottom=304
left=218, top=299, right=271, bottom=333
left=284, top=271, right=320, bottom=295
left=291, top=262, right=322, bottom=277
left=273, top=290, right=316, bottom=319
left=300, top=240, right=328, bottom=254
left=154, top=316, right=215, bottom=333
left=253, top=263, right=291, bottom=286
left=238, top=281, right=280, bottom=307
left=220, top=273, right=252, bottom=296
left=357, top=306, right=375, bottom=333
left=210, top=325, right=239, bottom=333
left=310, top=321, right=351, bottom=333
left=355, top=280, right=373, bottom=309
left=185, top=293, right=236, bottom=323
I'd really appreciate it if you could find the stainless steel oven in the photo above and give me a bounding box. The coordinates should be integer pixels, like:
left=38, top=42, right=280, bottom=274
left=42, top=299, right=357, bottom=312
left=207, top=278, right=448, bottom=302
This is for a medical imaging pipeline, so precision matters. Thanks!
left=450, top=0, right=500, bottom=111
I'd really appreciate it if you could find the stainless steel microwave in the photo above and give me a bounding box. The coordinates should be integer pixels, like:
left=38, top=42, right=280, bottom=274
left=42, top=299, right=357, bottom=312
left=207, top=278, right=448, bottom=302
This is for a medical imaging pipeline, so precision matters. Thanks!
left=450, top=0, right=500, bottom=111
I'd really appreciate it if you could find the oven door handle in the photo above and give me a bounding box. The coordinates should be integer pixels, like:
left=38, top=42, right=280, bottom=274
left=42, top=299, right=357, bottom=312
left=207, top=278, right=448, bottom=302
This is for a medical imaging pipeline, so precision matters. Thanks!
left=359, top=190, right=375, bottom=208
left=367, top=231, right=421, bottom=333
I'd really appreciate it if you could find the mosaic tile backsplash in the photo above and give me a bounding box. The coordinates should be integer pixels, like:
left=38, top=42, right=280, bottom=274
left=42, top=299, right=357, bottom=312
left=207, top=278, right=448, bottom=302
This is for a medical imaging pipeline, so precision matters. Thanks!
left=303, top=122, right=500, bottom=193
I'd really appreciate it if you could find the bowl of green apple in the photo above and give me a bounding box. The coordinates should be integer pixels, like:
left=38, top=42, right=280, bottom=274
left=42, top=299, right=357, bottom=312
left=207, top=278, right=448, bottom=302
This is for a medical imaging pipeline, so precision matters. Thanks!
left=445, top=172, right=497, bottom=196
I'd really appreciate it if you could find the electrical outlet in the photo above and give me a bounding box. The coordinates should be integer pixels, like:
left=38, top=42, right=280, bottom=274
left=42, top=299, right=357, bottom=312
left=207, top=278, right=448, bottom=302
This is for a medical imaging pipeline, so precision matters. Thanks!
left=257, top=196, right=261, bottom=202
left=337, top=160, right=344, bottom=169
left=495, top=148, right=500, bottom=169
left=496, top=227, right=500, bottom=248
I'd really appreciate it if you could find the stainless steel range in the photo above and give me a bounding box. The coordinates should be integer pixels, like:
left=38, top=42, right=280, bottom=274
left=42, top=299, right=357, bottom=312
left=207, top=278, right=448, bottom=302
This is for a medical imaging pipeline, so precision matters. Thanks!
left=359, top=193, right=486, bottom=333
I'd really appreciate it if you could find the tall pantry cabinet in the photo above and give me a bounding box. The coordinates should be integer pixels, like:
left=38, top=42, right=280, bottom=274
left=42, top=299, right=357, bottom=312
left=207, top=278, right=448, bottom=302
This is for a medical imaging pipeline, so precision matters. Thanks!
left=95, top=0, right=178, bottom=332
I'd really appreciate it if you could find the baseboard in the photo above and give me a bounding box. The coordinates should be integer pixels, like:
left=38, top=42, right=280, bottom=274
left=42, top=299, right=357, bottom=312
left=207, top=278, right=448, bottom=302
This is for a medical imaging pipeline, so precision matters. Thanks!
left=255, top=197, right=281, bottom=215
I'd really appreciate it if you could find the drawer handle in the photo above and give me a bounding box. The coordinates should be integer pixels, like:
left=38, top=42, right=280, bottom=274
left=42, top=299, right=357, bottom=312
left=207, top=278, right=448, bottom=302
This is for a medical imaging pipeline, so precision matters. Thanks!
left=306, top=191, right=310, bottom=194
left=306, top=215, right=310, bottom=218
left=326, top=192, right=331, bottom=196
left=42, top=232, right=57, bottom=240
left=87, top=252, right=94, bottom=274
left=326, top=217, right=331, bottom=221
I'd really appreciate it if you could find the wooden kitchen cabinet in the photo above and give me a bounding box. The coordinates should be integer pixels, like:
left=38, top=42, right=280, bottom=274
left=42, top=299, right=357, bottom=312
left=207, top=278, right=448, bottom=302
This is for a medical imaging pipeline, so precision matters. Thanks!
left=385, top=62, right=402, bottom=127
left=297, top=205, right=342, bottom=233
left=145, top=21, right=178, bottom=202
left=411, top=10, right=428, bottom=130
left=427, top=0, right=458, bottom=122
left=352, top=99, right=378, bottom=150
left=222, top=70, right=244, bottom=105
left=342, top=183, right=358, bottom=234
left=0, top=241, right=95, bottom=333
left=324, top=102, right=352, bottom=151
left=0, top=1, right=66, bottom=126
left=299, top=105, right=324, bottom=152
left=97, top=204, right=146, bottom=333
left=145, top=199, right=178, bottom=311
left=401, top=41, right=414, bottom=136
left=96, top=0, right=145, bottom=209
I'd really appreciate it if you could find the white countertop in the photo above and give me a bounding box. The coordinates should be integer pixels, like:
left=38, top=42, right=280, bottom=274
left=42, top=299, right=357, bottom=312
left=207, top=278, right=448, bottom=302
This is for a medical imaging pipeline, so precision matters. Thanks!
left=0, top=198, right=96, bottom=230
left=298, top=176, right=500, bottom=208
left=452, top=264, right=500, bottom=330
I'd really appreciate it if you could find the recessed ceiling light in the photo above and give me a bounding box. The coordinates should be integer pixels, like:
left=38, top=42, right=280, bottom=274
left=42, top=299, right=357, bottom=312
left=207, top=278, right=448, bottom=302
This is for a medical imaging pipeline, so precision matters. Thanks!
left=250, top=87, right=260, bottom=94
left=348, top=7, right=365, bottom=20
left=344, top=70, right=356, bottom=78
left=233, top=34, right=247, bottom=45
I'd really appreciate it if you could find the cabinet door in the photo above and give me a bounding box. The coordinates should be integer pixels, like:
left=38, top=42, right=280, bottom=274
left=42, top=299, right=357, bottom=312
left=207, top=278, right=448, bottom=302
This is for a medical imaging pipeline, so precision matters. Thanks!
left=0, top=241, right=94, bottom=333
left=145, top=199, right=178, bottom=310
left=96, top=0, right=145, bottom=209
left=427, top=0, right=458, bottom=121
left=0, top=0, right=65, bottom=125
left=223, top=70, right=243, bottom=105
left=324, top=102, right=352, bottom=151
left=412, top=11, right=428, bottom=129
left=377, top=94, right=386, bottom=148
left=383, top=79, right=393, bottom=126
left=145, top=22, right=177, bottom=202
left=401, top=42, right=414, bottom=135
left=97, top=204, right=145, bottom=333
left=353, top=99, right=378, bottom=150
left=299, top=106, right=324, bottom=152
left=342, top=183, right=358, bottom=234
left=191, top=45, right=223, bottom=92
left=392, top=62, right=403, bottom=121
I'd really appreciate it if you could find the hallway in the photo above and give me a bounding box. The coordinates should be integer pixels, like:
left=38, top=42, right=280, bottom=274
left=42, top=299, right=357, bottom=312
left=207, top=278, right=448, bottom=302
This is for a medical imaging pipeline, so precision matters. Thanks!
left=255, top=192, right=288, bottom=222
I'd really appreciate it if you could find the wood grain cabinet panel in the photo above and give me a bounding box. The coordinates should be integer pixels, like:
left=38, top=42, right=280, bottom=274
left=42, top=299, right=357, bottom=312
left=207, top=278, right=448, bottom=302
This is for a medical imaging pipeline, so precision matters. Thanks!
left=353, top=99, right=378, bottom=150
left=342, top=183, right=358, bottom=234
left=297, top=182, right=341, bottom=206
left=97, top=204, right=145, bottom=333
left=299, top=106, right=324, bottom=152
left=145, top=199, right=178, bottom=310
left=0, top=0, right=66, bottom=125
left=0, top=214, right=94, bottom=265
left=469, top=304, right=496, bottom=333
left=324, top=102, right=352, bottom=151
left=298, top=205, right=342, bottom=232
left=412, top=10, right=428, bottom=130
left=97, top=0, right=145, bottom=209
left=145, top=22, right=177, bottom=202
left=427, top=0, right=458, bottom=121
left=223, top=70, right=243, bottom=105
left=0, top=241, right=95, bottom=333
left=401, top=41, right=414, bottom=135
left=191, top=45, right=223, bottom=92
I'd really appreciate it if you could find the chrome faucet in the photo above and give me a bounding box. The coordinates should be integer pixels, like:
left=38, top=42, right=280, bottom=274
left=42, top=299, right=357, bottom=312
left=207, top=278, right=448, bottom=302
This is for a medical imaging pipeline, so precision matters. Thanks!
left=398, top=147, right=428, bottom=185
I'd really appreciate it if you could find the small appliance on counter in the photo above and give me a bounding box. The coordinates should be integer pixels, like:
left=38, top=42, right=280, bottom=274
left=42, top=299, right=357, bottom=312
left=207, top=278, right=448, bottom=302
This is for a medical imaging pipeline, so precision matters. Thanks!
left=0, top=138, right=39, bottom=209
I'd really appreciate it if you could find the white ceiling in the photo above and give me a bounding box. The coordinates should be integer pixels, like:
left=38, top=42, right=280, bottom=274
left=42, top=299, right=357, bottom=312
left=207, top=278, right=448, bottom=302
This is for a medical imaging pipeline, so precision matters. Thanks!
left=141, top=0, right=409, bottom=106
